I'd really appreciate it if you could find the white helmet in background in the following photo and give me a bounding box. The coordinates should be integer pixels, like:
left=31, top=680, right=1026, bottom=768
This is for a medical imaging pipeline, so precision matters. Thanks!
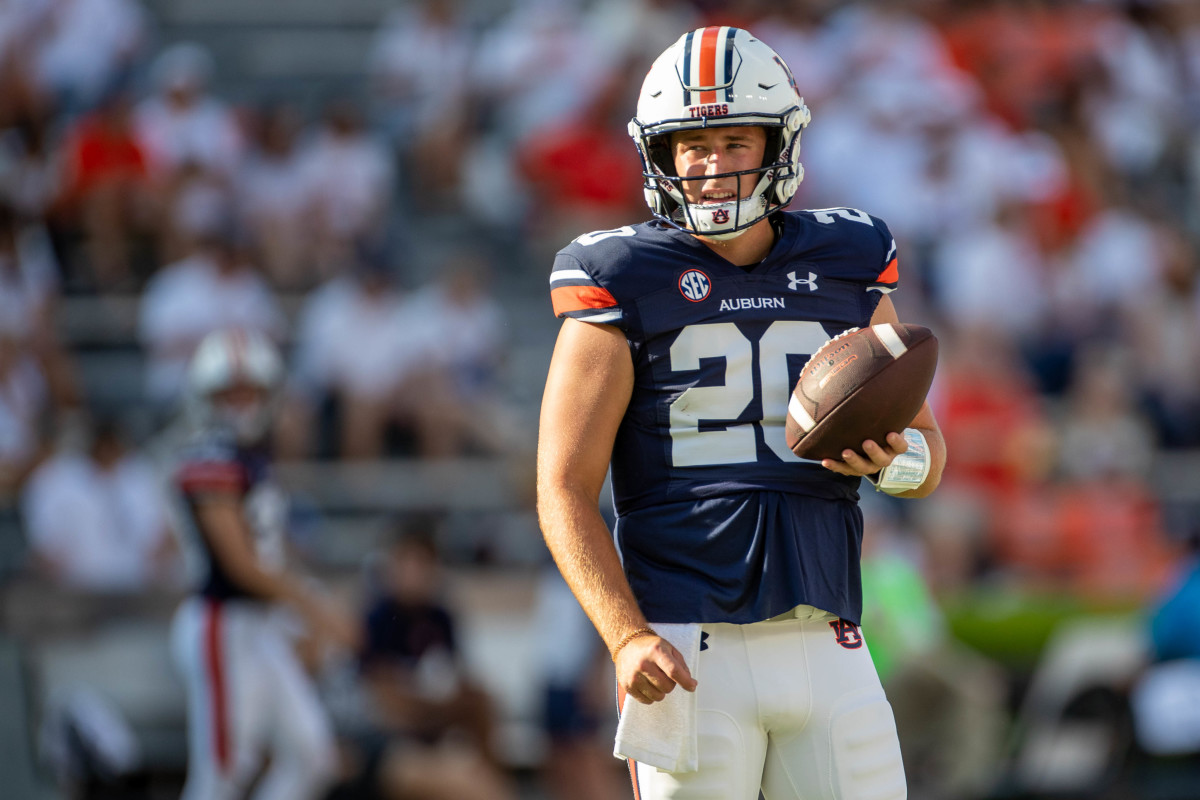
left=629, top=27, right=811, bottom=240
left=186, top=328, right=283, bottom=444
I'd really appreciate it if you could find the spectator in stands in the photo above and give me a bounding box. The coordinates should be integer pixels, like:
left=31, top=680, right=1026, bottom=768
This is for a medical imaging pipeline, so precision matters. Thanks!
left=0, top=325, right=47, bottom=500
left=298, top=99, right=393, bottom=273
left=931, top=323, right=1059, bottom=584
left=933, top=323, right=1056, bottom=508
left=1006, top=343, right=1174, bottom=599
left=471, top=0, right=605, bottom=147
left=0, top=199, right=59, bottom=344
left=0, top=105, right=62, bottom=223
left=0, top=202, right=60, bottom=492
left=1081, top=2, right=1185, bottom=183
left=516, top=64, right=646, bottom=251
left=1051, top=196, right=1172, bottom=338
left=20, top=414, right=179, bottom=591
left=409, top=251, right=504, bottom=401
left=583, top=0, right=698, bottom=79
left=400, top=251, right=518, bottom=457
left=134, top=42, right=242, bottom=181
left=290, top=240, right=425, bottom=459
left=54, top=83, right=150, bottom=289
left=133, top=42, right=242, bottom=261
left=930, top=201, right=1047, bottom=342
left=30, top=0, right=146, bottom=115
left=346, top=516, right=515, bottom=800
left=1127, top=224, right=1200, bottom=448
left=237, top=101, right=315, bottom=289
left=753, top=3, right=837, bottom=109
left=138, top=215, right=285, bottom=411
left=366, top=0, right=473, bottom=215
left=0, top=199, right=78, bottom=428
left=1056, top=345, right=1156, bottom=483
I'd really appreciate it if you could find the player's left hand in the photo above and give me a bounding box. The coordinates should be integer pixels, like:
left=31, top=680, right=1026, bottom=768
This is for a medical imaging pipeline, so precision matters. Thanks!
left=819, top=431, right=907, bottom=477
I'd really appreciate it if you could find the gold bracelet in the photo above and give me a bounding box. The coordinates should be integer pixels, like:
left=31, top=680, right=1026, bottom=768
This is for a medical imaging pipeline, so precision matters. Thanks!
left=610, top=626, right=656, bottom=661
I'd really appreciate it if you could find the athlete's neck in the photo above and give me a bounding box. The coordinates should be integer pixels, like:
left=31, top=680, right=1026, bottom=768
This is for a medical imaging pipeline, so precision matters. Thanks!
left=693, top=218, right=777, bottom=267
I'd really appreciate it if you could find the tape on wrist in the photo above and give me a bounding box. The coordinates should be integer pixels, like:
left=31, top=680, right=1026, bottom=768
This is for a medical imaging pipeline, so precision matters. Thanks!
left=866, top=428, right=930, bottom=495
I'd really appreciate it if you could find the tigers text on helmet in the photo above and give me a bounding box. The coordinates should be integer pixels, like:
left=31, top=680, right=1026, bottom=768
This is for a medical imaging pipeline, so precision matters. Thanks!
left=629, top=27, right=811, bottom=240
left=186, top=328, right=284, bottom=445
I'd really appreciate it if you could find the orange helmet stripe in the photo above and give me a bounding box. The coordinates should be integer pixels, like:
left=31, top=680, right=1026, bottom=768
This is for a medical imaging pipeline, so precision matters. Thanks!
left=698, top=27, right=720, bottom=104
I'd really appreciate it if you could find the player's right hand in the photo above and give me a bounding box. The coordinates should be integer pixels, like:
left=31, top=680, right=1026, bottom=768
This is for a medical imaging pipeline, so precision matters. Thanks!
left=616, top=635, right=697, bottom=705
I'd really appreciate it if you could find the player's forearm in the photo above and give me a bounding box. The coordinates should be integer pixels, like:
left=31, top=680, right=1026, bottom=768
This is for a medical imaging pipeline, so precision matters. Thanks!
left=538, top=486, right=649, bottom=656
left=224, top=557, right=305, bottom=605
left=197, top=499, right=301, bottom=602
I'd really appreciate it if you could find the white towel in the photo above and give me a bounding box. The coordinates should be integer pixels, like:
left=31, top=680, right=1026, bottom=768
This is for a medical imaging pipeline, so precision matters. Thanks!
left=613, top=622, right=702, bottom=773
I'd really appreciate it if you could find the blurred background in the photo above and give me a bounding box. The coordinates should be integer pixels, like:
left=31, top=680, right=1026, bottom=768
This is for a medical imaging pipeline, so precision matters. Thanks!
left=1, top=0, right=1199, bottom=798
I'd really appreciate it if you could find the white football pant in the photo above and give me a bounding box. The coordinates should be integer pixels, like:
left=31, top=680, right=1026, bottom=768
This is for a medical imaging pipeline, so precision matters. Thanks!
left=170, top=597, right=338, bottom=800
left=629, top=607, right=906, bottom=800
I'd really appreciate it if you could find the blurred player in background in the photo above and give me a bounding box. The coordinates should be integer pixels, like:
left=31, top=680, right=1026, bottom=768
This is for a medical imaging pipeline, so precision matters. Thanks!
left=537, top=27, right=946, bottom=800
left=168, top=327, right=359, bottom=800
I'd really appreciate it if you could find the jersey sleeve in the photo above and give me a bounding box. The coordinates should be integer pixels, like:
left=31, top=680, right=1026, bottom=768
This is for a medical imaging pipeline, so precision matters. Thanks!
left=867, top=214, right=899, bottom=295
left=548, top=251, right=624, bottom=328
left=176, top=439, right=248, bottom=496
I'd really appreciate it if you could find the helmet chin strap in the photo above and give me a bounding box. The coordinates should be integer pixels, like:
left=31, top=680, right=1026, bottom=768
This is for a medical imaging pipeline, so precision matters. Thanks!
left=672, top=187, right=770, bottom=240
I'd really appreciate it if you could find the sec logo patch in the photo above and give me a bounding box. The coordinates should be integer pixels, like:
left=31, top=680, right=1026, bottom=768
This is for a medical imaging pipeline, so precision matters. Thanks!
left=679, top=269, right=711, bottom=302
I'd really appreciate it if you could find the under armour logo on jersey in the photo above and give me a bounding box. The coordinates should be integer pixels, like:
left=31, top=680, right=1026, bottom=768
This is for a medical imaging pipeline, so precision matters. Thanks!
left=788, top=271, right=818, bottom=292
left=829, top=619, right=863, bottom=649
left=700, top=631, right=710, bottom=652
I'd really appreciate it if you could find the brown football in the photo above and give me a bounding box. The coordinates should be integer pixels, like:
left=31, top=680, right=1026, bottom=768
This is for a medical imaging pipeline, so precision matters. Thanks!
left=786, top=323, right=938, bottom=461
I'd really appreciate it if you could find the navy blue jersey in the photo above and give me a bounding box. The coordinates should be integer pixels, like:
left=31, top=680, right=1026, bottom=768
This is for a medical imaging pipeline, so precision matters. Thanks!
left=174, top=430, right=288, bottom=602
left=549, top=209, right=899, bottom=625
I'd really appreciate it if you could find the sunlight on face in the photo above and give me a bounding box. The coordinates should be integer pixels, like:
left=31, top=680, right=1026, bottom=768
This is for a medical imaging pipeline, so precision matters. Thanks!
left=670, top=126, right=768, bottom=206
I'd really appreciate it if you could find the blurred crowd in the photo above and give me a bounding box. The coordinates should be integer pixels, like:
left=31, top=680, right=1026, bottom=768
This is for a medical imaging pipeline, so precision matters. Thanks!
left=2, top=0, right=1200, bottom=797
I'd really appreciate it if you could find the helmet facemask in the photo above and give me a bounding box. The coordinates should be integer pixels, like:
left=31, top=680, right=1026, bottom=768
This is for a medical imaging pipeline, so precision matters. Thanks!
left=209, top=384, right=278, bottom=445
left=637, top=123, right=804, bottom=240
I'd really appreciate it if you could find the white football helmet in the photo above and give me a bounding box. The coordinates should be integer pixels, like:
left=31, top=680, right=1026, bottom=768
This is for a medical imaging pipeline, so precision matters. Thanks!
left=629, top=27, right=811, bottom=240
left=186, top=328, right=284, bottom=444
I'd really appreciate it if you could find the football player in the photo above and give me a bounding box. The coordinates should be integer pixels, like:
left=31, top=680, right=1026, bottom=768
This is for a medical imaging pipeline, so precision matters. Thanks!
left=537, top=27, right=946, bottom=800
left=168, top=328, right=359, bottom=800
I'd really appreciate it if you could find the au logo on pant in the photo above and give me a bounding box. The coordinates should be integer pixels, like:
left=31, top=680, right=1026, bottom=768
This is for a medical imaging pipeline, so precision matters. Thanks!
left=829, top=619, right=863, bottom=649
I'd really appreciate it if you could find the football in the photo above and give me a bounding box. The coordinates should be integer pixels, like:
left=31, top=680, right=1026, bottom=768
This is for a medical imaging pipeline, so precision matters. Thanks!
left=786, top=323, right=938, bottom=461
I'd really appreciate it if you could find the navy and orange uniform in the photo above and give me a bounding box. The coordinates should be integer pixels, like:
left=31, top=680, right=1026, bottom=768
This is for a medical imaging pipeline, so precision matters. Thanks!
left=174, top=430, right=288, bottom=601
left=549, top=209, right=899, bottom=626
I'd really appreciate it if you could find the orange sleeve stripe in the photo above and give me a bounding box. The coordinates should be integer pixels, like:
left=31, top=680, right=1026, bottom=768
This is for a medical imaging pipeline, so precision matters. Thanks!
left=876, top=257, right=899, bottom=285
left=552, top=284, right=618, bottom=316
left=178, top=462, right=246, bottom=493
